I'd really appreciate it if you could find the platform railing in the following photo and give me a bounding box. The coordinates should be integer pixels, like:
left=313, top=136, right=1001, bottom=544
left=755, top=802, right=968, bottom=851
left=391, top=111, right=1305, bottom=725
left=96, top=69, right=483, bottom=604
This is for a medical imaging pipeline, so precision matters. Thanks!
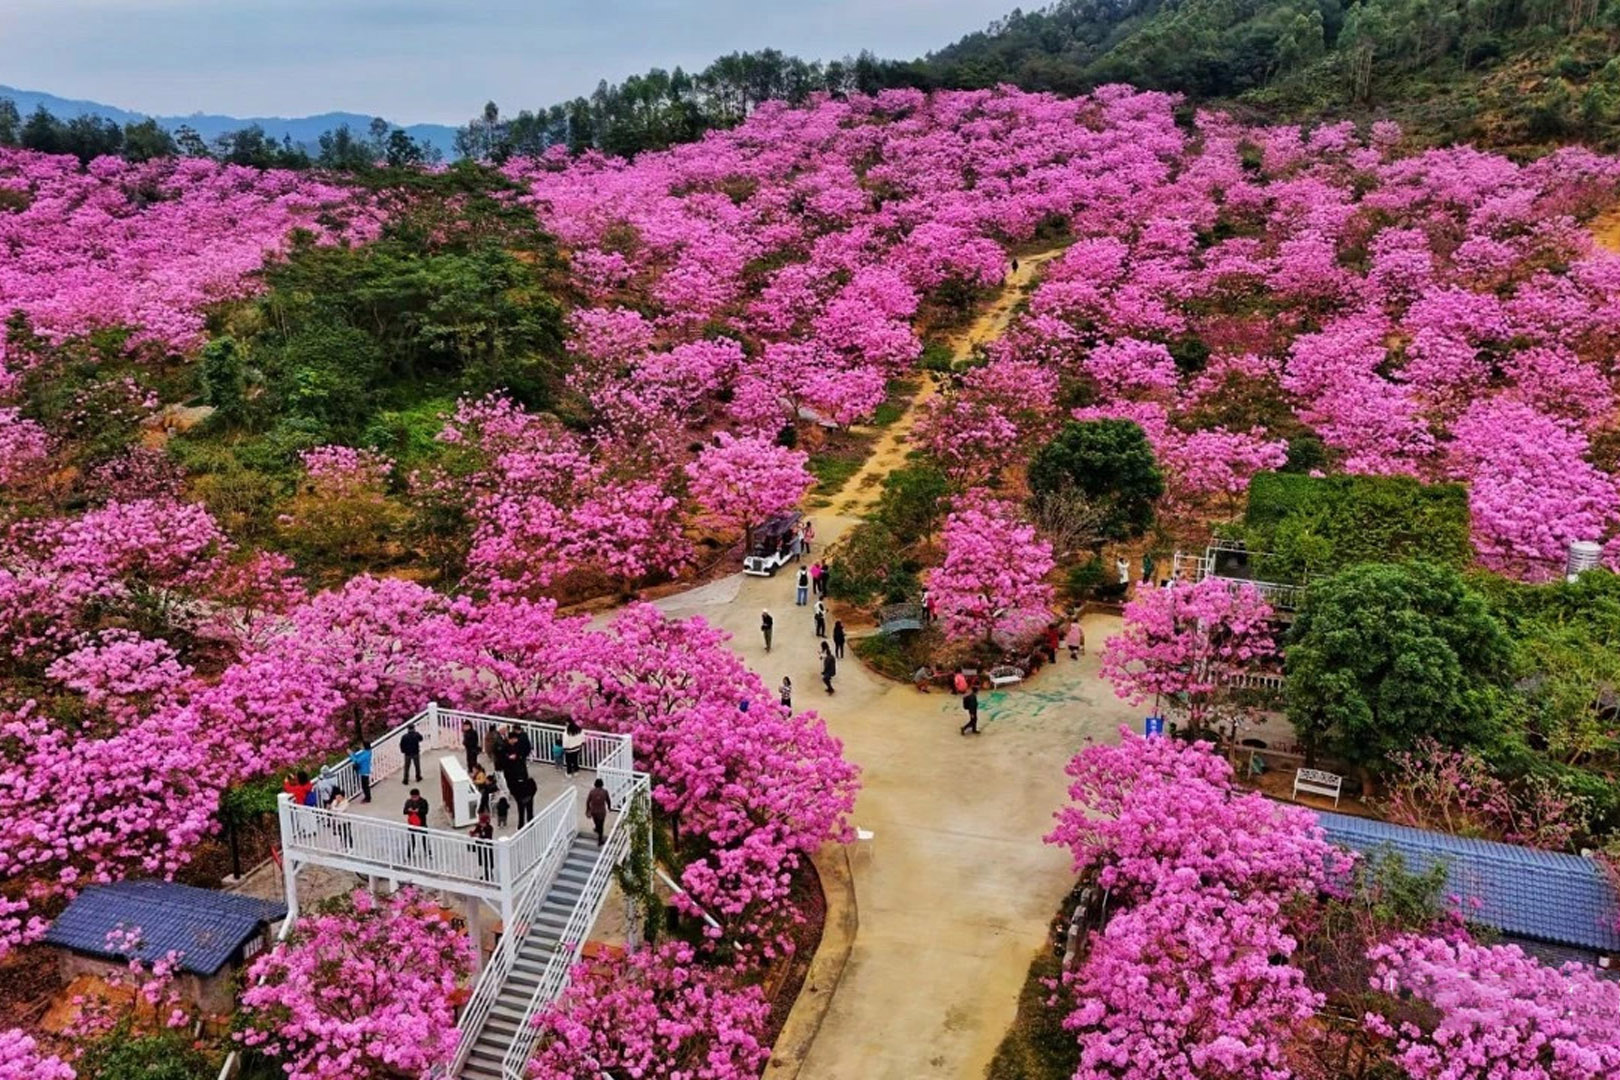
left=448, top=787, right=579, bottom=1077
left=499, top=773, right=651, bottom=1080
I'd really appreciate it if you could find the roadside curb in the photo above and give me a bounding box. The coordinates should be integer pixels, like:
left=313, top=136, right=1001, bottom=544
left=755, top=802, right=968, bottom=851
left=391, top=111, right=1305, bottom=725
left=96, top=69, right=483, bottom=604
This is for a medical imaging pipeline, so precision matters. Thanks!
left=766, top=841, right=859, bottom=1079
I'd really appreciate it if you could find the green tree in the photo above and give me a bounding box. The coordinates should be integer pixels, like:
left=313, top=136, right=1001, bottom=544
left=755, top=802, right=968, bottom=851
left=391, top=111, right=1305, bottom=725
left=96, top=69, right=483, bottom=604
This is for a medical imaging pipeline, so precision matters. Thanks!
left=0, top=98, right=20, bottom=145
left=875, top=462, right=950, bottom=544
left=199, top=335, right=252, bottom=425
left=1027, top=419, right=1164, bottom=541
left=1285, top=562, right=1514, bottom=774
left=121, top=117, right=177, bottom=161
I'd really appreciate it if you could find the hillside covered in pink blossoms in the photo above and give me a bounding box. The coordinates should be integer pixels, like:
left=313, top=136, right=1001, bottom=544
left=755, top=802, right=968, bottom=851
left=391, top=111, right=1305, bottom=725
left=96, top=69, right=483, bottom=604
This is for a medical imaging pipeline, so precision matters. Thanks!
left=3, top=84, right=1620, bottom=1080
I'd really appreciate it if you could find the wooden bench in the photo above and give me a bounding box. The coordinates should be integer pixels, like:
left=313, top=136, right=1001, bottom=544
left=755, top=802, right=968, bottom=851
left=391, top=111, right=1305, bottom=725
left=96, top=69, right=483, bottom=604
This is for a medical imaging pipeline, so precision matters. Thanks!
left=1292, top=768, right=1343, bottom=807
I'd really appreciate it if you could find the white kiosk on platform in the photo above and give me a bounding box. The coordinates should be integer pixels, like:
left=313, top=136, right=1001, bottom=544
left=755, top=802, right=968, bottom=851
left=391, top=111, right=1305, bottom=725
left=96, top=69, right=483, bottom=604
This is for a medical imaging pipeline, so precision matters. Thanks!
left=438, top=756, right=480, bottom=827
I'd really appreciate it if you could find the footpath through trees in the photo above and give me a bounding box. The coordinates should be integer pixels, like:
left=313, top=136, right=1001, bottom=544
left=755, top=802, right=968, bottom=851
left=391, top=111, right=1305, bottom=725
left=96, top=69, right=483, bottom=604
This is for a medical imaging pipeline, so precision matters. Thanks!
left=654, top=251, right=1142, bottom=1079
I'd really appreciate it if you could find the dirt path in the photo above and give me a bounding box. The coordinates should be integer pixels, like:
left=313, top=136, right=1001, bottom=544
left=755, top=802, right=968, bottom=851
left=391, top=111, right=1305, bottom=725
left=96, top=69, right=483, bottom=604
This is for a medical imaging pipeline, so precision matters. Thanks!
left=832, top=251, right=1063, bottom=522
left=1593, top=206, right=1620, bottom=253
left=656, top=247, right=1136, bottom=1080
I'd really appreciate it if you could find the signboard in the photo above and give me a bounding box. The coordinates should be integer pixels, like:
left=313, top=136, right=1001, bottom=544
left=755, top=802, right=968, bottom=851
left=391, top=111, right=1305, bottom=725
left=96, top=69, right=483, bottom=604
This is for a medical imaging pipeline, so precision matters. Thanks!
left=1144, top=714, right=1165, bottom=738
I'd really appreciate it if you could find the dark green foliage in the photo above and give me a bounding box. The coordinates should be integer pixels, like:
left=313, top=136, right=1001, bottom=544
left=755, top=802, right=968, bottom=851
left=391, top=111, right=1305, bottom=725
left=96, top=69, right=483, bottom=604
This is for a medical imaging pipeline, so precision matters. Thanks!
left=1243, top=473, right=1471, bottom=582
left=75, top=1022, right=214, bottom=1080
left=827, top=522, right=920, bottom=605
left=1028, top=420, right=1163, bottom=541
left=185, top=167, right=566, bottom=475
left=1285, top=562, right=1514, bottom=771
left=1065, top=557, right=1108, bottom=603
left=874, top=462, right=950, bottom=544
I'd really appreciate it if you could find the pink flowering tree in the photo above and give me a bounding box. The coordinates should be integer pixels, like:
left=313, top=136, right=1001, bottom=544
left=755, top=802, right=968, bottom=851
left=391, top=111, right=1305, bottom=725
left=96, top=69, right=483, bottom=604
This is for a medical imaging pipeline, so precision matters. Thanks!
left=0, top=1029, right=74, bottom=1080
left=1364, top=935, right=1620, bottom=1080
left=526, top=942, right=771, bottom=1080
left=238, top=888, right=474, bottom=1080
left=928, top=499, right=1054, bottom=647
left=1047, top=735, right=1353, bottom=1079
left=1098, top=578, right=1276, bottom=732
left=684, top=432, right=813, bottom=550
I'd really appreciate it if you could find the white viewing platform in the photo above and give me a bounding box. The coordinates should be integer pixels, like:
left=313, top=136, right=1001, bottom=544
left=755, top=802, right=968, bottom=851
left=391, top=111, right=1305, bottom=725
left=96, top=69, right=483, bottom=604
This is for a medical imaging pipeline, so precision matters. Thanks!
left=275, top=703, right=643, bottom=928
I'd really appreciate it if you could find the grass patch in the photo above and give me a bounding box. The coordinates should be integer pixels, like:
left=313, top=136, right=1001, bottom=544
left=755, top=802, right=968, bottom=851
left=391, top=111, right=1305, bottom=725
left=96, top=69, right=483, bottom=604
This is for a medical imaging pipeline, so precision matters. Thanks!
left=851, top=626, right=940, bottom=682
left=986, top=949, right=1078, bottom=1080
left=807, top=453, right=862, bottom=495
left=871, top=378, right=920, bottom=427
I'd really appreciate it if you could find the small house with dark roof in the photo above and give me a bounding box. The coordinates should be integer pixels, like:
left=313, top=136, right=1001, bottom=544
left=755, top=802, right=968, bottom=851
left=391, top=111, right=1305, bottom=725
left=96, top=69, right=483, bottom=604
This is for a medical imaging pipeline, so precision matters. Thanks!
left=1316, top=811, right=1620, bottom=970
left=43, top=881, right=286, bottom=1013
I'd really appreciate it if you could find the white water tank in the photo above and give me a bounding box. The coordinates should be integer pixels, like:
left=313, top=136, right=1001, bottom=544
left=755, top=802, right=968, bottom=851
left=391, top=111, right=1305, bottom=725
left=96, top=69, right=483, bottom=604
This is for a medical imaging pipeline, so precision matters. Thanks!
left=1566, top=540, right=1602, bottom=581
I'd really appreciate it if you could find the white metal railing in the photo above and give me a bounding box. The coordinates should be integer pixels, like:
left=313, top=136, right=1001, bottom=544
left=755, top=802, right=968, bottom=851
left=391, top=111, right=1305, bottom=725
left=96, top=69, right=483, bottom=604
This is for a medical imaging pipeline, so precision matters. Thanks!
left=449, top=787, right=580, bottom=1077
left=282, top=799, right=500, bottom=888
left=435, top=707, right=632, bottom=775
left=499, top=773, right=651, bottom=1080
left=1217, top=668, right=1286, bottom=692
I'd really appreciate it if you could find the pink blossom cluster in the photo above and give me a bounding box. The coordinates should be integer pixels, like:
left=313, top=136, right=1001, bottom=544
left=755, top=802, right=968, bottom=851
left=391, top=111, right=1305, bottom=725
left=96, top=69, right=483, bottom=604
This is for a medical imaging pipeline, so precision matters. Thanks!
left=238, top=887, right=474, bottom=1080
left=0, top=149, right=374, bottom=358
left=0, top=1028, right=74, bottom=1080
left=927, top=498, right=1054, bottom=646
left=526, top=941, right=771, bottom=1080
left=1365, top=935, right=1620, bottom=1079
left=1047, top=734, right=1353, bottom=1080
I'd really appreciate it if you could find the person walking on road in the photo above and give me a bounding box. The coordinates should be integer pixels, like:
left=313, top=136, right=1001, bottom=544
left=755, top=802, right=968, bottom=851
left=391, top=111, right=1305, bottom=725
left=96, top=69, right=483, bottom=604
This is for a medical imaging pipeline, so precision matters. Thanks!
left=832, top=620, right=846, bottom=659
left=779, top=676, right=793, bottom=709
left=821, top=643, right=837, bottom=695
left=399, top=722, right=423, bottom=784
left=1065, top=620, right=1085, bottom=659
left=586, top=779, right=611, bottom=845
left=960, top=688, right=980, bottom=735
left=761, top=609, right=774, bottom=653
left=814, top=599, right=827, bottom=638
left=795, top=566, right=810, bottom=606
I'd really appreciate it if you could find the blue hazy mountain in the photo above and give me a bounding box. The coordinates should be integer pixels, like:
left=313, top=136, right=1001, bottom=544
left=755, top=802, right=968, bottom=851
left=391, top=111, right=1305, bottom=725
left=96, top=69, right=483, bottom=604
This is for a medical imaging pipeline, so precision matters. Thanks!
left=0, top=85, right=461, bottom=157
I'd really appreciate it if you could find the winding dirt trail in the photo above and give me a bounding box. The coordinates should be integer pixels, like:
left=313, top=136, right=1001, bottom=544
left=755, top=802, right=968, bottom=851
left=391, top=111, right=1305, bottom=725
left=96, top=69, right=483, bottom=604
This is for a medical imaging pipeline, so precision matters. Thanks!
left=831, top=250, right=1064, bottom=523
left=658, top=247, right=1140, bottom=1080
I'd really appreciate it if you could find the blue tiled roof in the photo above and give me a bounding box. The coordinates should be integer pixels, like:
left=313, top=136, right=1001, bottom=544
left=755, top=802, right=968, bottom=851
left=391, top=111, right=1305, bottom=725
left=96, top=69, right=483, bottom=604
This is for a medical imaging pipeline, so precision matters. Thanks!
left=1316, top=812, right=1620, bottom=953
left=43, top=881, right=286, bottom=976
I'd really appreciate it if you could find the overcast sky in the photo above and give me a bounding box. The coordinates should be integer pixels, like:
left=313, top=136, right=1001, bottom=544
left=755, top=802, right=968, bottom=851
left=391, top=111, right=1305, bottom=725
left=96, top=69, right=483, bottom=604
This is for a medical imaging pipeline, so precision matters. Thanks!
left=1, top=0, right=1014, bottom=125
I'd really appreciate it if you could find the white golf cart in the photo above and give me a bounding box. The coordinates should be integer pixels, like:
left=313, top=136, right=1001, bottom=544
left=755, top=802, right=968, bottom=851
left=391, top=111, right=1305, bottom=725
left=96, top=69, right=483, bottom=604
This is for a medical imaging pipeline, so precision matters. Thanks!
left=742, top=511, right=802, bottom=577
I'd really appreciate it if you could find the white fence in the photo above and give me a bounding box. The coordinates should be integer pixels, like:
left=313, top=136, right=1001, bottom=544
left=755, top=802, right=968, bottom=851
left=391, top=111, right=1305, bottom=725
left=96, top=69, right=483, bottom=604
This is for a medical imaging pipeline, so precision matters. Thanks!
left=281, top=704, right=637, bottom=896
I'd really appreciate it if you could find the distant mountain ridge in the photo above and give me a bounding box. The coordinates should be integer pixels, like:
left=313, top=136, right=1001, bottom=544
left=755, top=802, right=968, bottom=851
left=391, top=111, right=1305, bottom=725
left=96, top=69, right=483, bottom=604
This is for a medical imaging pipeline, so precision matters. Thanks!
left=0, top=85, right=461, bottom=157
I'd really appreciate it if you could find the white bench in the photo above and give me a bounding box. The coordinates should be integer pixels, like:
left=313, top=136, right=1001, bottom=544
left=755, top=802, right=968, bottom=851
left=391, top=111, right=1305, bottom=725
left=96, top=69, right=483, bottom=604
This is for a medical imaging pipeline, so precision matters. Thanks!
left=988, top=665, right=1025, bottom=688
left=1292, top=768, right=1343, bottom=807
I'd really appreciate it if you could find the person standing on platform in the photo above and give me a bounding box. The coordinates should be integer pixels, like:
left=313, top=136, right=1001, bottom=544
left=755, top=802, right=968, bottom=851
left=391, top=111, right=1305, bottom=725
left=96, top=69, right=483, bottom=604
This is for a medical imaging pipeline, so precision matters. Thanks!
left=348, top=742, right=373, bottom=803
left=470, top=813, right=494, bottom=880
left=586, top=779, right=611, bottom=845
left=514, top=773, right=537, bottom=827
left=403, top=788, right=430, bottom=859
left=399, top=723, right=423, bottom=784
left=462, top=720, right=480, bottom=772
left=562, top=720, right=585, bottom=775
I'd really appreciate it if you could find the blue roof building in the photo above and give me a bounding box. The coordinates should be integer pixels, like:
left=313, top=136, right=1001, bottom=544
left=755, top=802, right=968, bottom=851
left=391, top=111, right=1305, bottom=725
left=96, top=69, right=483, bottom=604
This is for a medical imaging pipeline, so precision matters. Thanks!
left=43, top=880, right=286, bottom=977
left=1316, top=811, right=1620, bottom=963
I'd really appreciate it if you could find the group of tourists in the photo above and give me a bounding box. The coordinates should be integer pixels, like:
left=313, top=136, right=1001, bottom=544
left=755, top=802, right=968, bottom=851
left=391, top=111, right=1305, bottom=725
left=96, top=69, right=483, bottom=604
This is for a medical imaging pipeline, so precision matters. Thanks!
left=761, top=522, right=848, bottom=701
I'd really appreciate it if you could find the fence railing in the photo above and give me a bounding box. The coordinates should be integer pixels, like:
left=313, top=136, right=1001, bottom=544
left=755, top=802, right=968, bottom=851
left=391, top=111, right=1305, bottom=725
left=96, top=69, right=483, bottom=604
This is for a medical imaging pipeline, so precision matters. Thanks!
left=448, top=787, right=579, bottom=1077
left=282, top=797, right=501, bottom=889
left=499, top=773, right=651, bottom=1080
left=435, top=706, right=631, bottom=775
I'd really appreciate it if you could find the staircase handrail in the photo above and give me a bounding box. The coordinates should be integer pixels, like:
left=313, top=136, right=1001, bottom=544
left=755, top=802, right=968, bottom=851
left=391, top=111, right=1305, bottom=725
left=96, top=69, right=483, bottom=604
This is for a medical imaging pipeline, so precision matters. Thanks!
left=499, top=773, right=650, bottom=1080
left=448, top=787, right=578, bottom=1077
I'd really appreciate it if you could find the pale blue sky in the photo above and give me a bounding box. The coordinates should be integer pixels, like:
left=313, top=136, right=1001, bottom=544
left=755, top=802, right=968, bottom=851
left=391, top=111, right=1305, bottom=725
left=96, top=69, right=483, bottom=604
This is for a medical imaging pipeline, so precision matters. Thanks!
left=1, top=0, right=1014, bottom=124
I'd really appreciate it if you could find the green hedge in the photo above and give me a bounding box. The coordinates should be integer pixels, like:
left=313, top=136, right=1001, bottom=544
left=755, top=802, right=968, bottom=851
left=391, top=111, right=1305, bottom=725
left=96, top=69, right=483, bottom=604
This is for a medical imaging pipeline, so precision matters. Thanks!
left=1243, top=473, right=1471, bottom=581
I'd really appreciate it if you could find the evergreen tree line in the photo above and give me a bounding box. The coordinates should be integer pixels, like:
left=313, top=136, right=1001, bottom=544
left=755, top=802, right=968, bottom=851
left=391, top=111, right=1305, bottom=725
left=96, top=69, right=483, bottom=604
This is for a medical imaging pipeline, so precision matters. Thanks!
left=0, top=100, right=441, bottom=170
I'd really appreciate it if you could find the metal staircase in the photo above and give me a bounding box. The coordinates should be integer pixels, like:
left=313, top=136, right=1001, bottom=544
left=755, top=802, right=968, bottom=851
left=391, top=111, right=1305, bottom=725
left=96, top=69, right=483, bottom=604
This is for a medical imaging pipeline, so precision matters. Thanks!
left=458, top=832, right=601, bottom=1080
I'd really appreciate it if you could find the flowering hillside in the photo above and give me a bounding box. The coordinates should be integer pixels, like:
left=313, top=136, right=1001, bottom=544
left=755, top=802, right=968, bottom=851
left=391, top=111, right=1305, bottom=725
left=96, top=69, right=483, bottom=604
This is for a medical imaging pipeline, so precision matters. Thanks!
left=3, top=82, right=1620, bottom=1078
